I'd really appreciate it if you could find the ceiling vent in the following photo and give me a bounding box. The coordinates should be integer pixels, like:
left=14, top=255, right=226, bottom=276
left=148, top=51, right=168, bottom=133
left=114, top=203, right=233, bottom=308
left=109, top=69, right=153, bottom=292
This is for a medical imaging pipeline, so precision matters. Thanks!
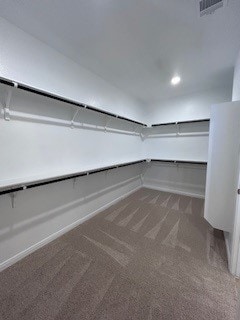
left=198, top=0, right=225, bottom=17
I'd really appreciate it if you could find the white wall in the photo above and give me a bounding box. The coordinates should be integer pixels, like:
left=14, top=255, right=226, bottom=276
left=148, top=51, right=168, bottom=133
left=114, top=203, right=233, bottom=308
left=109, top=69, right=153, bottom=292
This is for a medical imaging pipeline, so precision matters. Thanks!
left=145, top=136, right=208, bottom=162
left=0, top=17, right=145, bottom=123
left=232, top=49, right=240, bottom=101
left=143, top=162, right=206, bottom=198
left=145, top=86, right=232, bottom=125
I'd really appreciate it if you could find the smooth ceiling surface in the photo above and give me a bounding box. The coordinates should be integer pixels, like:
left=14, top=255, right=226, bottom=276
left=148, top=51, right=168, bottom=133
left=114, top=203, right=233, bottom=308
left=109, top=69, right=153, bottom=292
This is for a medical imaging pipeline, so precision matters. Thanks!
left=0, top=0, right=240, bottom=104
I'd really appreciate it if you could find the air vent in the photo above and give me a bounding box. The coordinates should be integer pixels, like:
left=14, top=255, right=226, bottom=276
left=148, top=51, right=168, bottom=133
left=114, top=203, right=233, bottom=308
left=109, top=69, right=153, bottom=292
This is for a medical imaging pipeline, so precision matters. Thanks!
left=199, top=0, right=224, bottom=16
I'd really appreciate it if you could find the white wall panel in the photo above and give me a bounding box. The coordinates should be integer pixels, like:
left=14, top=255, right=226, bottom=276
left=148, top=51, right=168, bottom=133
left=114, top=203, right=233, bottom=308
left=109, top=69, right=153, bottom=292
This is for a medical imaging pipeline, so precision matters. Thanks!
left=143, top=122, right=209, bottom=162
left=143, top=162, right=206, bottom=198
left=0, top=17, right=145, bottom=123
left=144, top=136, right=208, bottom=163
left=145, top=87, right=232, bottom=125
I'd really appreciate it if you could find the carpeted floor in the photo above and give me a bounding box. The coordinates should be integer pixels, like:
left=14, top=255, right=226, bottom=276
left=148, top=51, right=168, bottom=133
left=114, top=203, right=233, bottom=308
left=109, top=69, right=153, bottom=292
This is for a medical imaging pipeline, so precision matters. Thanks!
left=0, top=188, right=238, bottom=320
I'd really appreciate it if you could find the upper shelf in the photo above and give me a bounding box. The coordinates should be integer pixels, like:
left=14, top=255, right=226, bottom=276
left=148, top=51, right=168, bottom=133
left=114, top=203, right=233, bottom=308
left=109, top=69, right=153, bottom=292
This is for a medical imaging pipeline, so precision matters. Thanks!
left=150, top=159, right=207, bottom=165
left=145, top=119, right=210, bottom=138
left=0, top=77, right=147, bottom=127
left=151, top=119, right=210, bottom=127
left=0, top=158, right=207, bottom=196
left=0, top=77, right=212, bottom=130
left=0, top=160, right=146, bottom=195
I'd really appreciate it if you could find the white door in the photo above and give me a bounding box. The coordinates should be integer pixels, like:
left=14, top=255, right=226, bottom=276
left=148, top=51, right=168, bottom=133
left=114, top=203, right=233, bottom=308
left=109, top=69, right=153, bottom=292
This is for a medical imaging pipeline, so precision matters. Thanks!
left=204, top=101, right=240, bottom=232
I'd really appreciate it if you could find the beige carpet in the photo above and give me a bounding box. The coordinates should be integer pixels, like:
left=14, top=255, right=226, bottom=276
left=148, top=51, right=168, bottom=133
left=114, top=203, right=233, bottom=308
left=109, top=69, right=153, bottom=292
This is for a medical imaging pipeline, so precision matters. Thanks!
left=0, top=188, right=238, bottom=320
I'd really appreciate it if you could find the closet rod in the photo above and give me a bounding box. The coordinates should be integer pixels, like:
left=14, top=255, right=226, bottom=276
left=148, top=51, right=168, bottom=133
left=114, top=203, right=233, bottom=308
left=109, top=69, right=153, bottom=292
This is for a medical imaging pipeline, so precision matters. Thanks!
left=151, top=159, right=207, bottom=165
left=0, top=160, right=146, bottom=196
left=0, top=77, right=147, bottom=127
left=152, top=119, right=210, bottom=127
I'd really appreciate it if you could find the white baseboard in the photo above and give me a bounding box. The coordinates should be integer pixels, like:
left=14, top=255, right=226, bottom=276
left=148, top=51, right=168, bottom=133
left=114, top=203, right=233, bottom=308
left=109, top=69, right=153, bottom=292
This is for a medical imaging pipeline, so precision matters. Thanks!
left=0, top=184, right=142, bottom=272
left=143, top=181, right=205, bottom=199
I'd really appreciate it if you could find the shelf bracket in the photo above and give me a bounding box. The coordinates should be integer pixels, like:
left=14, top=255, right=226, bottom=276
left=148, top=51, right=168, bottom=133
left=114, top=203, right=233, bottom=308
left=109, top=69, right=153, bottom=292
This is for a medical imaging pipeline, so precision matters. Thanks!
left=10, top=192, right=16, bottom=208
left=104, top=115, right=111, bottom=132
left=133, top=123, right=139, bottom=134
left=73, top=177, right=77, bottom=188
left=175, top=122, right=180, bottom=136
left=140, top=132, right=145, bottom=140
left=140, top=125, right=146, bottom=140
left=174, top=160, right=180, bottom=168
left=2, top=82, right=18, bottom=121
left=141, top=125, right=151, bottom=140
left=71, top=109, right=79, bottom=129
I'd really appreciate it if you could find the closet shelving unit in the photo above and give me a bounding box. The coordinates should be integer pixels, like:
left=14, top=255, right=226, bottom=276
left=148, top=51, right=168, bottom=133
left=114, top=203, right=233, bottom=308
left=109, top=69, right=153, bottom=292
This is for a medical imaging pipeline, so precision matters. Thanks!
left=0, top=77, right=147, bottom=136
left=152, top=119, right=210, bottom=126
left=145, top=119, right=210, bottom=138
left=0, top=159, right=208, bottom=196
left=0, top=160, right=147, bottom=196
left=0, top=76, right=208, bottom=197
left=150, top=159, right=207, bottom=165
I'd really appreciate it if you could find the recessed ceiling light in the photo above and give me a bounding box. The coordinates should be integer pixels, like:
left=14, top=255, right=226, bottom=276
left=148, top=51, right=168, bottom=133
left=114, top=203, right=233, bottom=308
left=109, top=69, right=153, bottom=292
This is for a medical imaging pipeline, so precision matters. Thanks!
left=171, top=75, right=181, bottom=86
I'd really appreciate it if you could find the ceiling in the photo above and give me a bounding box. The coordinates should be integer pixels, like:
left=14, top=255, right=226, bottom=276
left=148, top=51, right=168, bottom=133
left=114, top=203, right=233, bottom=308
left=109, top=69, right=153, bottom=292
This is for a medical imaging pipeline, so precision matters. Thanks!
left=0, top=0, right=240, bottom=104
